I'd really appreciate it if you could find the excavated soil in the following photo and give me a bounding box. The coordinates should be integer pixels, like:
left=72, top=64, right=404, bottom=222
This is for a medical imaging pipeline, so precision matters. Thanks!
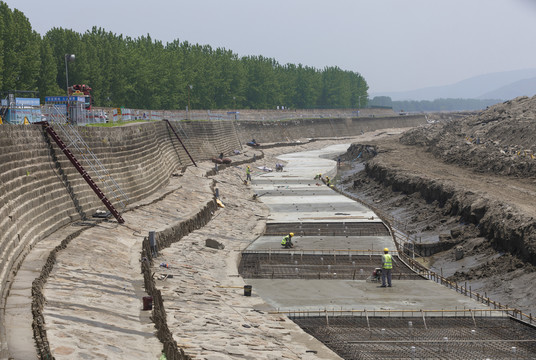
left=338, top=95, right=536, bottom=316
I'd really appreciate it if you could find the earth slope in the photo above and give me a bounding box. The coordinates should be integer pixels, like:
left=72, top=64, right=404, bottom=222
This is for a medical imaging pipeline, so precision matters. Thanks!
left=341, top=95, right=536, bottom=316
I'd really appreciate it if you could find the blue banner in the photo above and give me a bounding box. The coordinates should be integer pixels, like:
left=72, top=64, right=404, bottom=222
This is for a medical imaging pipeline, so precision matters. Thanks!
left=45, top=96, right=68, bottom=102
left=45, top=96, right=85, bottom=103
left=15, top=98, right=40, bottom=106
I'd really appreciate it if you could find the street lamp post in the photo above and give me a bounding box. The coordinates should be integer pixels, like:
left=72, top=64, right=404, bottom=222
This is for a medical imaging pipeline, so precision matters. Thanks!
left=64, top=54, right=75, bottom=123
left=64, top=54, right=75, bottom=96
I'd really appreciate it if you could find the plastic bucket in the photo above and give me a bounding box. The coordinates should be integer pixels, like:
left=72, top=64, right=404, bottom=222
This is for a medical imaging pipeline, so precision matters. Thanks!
left=243, top=285, right=252, bottom=296
left=142, top=296, right=153, bottom=310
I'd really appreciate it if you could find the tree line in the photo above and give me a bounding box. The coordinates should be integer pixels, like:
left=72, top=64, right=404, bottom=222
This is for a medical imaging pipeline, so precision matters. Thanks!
left=0, top=2, right=368, bottom=110
left=369, top=96, right=502, bottom=112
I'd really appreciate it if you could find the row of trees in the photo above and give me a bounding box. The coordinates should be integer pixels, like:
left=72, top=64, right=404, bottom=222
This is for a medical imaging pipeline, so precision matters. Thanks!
left=368, top=96, right=502, bottom=112
left=391, top=98, right=501, bottom=112
left=0, top=2, right=368, bottom=110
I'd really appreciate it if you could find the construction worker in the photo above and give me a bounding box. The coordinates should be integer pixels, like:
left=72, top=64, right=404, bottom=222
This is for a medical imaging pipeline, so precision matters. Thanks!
left=281, top=232, right=294, bottom=248
left=246, top=165, right=252, bottom=183
left=325, top=176, right=331, bottom=186
left=381, top=248, right=393, bottom=287
left=314, top=173, right=322, bottom=180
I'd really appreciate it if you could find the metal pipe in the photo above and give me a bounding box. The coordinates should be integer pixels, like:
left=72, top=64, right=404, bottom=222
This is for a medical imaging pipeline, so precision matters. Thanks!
left=163, top=119, right=197, bottom=167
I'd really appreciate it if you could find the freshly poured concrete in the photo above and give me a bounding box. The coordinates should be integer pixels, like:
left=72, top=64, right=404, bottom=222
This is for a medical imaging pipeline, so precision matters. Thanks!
left=249, top=279, right=493, bottom=312
left=248, top=142, right=491, bottom=314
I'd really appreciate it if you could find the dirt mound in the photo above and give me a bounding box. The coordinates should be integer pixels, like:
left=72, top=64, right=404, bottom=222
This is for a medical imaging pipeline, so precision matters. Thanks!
left=338, top=96, right=536, bottom=315
left=401, top=96, right=536, bottom=177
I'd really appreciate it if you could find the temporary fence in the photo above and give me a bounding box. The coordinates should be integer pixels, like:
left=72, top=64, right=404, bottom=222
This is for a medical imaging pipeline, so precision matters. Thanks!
left=41, top=104, right=107, bottom=125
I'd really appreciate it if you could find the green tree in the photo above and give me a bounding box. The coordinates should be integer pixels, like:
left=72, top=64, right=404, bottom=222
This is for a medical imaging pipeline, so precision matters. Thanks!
left=0, top=4, right=40, bottom=92
left=1, top=1, right=369, bottom=110
left=37, top=38, right=63, bottom=99
left=369, top=96, right=393, bottom=108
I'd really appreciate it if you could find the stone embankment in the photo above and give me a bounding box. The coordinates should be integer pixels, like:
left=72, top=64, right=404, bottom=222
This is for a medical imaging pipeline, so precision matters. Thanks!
left=102, top=107, right=397, bottom=122
left=0, top=114, right=425, bottom=358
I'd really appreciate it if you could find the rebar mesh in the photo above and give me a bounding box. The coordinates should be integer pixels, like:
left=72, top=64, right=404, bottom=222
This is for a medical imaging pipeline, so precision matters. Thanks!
left=265, top=222, right=390, bottom=237
left=290, top=316, right=536, bottom=359
left=239, top=253, right=422, bottom=280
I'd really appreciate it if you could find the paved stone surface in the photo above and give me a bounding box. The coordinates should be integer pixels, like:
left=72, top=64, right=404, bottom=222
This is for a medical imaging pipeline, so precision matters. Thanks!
left=5, top=243, right=60, bottom=360
left=40, top=166, right=214, bottom=360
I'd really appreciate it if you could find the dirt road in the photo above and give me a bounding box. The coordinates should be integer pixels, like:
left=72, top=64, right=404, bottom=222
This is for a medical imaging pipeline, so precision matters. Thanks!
left=370, top=136, right=536, bottom=215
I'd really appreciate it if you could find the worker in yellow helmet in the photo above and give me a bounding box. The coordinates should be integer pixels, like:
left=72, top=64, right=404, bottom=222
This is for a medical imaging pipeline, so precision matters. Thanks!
left=381, top=248, right=393, bottom=287
left=281, top=232, right=294, bottom=248
left=246, top=165, right=252, bottom=183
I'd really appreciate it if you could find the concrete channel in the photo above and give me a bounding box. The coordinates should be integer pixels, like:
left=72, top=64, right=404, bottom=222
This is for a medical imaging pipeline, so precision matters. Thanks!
left=241, top=143, right=536, bottom=359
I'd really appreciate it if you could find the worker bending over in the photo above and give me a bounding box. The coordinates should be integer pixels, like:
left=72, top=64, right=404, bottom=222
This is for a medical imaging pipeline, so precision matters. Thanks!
left=381, top=247, right=393, bottom=287
left=281, top=232, right=294, bottom=248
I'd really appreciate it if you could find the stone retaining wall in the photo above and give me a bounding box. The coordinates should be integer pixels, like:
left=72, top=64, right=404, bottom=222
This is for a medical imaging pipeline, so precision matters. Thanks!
left=100, top=107, right=397, bottom=122
left=0, top=122, right=197, bottom=311
left=234, top=115, right=425, bottom=144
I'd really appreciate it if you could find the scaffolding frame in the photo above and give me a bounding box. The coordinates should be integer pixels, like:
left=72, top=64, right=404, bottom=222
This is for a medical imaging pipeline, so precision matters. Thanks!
left=37, top=119, right=127, bottom=224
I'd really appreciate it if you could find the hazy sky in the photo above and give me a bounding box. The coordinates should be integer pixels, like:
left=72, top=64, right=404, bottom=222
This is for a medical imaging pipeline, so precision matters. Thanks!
left=7, top=0, right=536, bottom=93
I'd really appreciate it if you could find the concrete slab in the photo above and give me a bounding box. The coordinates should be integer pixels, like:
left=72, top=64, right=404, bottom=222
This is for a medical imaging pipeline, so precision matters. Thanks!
left=267, top=212, right=379, bottom=222
left=262, top=195, right=357, bottom=205
left=256, top=190, right=337, bottom=198
left=246, top=279, right=493, bottom=312
left=254, top=144, right=350, bottom=181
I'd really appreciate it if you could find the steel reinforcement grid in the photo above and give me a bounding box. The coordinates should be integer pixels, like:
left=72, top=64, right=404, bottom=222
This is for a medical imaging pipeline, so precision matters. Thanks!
left=239, top=253, right=424, bottom=280
left=290, top=315, right=536, bottom=359
left=264, top=222, right=391, bottom=237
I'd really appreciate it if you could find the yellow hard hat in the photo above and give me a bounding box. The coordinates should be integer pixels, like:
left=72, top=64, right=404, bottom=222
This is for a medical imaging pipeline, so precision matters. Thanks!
left=384, top=248, right=389, bottom=252
left=289, top=232, right=294, bottom=237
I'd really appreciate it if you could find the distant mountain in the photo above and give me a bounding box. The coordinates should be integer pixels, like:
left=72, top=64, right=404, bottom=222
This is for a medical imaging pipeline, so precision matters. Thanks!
left=478, top=77, right=536, bottom=100
left=372, top=68, right=536, bottom=101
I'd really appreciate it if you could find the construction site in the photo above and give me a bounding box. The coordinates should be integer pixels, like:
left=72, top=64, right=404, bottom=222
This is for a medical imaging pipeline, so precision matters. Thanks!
left=0, top=98, right=535, bottom=359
